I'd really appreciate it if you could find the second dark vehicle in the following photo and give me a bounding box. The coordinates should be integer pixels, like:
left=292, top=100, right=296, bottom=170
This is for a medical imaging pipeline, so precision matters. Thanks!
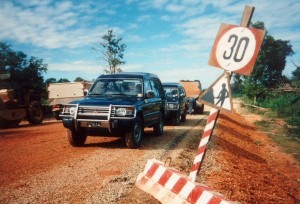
left=162, top=82, right=188, bottom=125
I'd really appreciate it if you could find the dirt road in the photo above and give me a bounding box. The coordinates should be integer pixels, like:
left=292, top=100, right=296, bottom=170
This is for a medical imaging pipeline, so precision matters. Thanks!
left=1, top=103, right=299, bottom=204
left=0, top=112, right=207, bottom=203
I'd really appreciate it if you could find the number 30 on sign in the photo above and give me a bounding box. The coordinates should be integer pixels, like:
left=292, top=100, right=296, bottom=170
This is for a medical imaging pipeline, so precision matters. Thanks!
left=208, top=23, right=266, bottom=76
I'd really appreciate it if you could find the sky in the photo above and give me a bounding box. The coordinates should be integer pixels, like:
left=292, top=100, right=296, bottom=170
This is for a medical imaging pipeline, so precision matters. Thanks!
left=0, top=0, right=299, bottom=89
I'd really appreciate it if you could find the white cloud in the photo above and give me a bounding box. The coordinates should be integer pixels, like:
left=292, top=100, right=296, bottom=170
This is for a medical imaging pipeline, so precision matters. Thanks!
left=150, top=33, right=170, bottom=40
left=166, top=4, right=185, bottom=12
left=137, top=0, right=168, bottom=10
left=160, top=15, right=172, bottom=21
left=152, top=0, right=168, bottom=9
left=137, top=14, right=153, bottom=22
left=0, top=1, right=114, bottom=49
left=122, top=63, right=145, bottom=71
left=49, top=60, right=104, bottom=73
left=125, top=34, right=145, bottom=43
left=158, top=65, right=224, bottom=88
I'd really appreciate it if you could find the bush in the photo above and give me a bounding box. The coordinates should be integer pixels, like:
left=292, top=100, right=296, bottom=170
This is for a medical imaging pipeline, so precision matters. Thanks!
left=243, top=81, right=268, bottom=101
left=261, top=92, right=300, bottom=130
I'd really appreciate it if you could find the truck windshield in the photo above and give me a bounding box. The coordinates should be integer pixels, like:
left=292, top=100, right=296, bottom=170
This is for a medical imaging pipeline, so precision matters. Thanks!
left=88, top=78, right=143, bottom=97
left=164, top=87, right=178, bottom=98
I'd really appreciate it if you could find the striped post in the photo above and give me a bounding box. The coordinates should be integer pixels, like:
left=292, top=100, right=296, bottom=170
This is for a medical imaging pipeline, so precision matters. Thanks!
left=189, top=108, right=220, bottom=181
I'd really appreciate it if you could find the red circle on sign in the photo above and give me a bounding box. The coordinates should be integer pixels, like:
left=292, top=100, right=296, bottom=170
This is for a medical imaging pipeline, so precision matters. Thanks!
left=210, top=24, right=265, bottom=76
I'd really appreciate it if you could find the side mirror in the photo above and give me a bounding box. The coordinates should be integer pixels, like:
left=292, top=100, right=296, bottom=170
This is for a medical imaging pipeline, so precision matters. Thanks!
left=146, top=90, right=155, bottom=98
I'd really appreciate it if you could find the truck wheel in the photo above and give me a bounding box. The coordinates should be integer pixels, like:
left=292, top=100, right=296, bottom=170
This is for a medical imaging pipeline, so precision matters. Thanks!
left=195, top=103, right=204, bottom=114
left=172, top=111, right=180, bottom=126
left=28, top=101, right=44, bottom=124
left=153, top=113, right=164, bottom=136
left=9, top=120, right=21, bottom=128
left=125, top=117, right=143, bottom=148
left=0, top=119, right=20, bottom=128
left=67, top=129, right=87, bottom=147
left=180, top=108, right=187, bottom=122
left=0, top=119, right=4, bottom=128
left=54, top=111, right=61, bottom=120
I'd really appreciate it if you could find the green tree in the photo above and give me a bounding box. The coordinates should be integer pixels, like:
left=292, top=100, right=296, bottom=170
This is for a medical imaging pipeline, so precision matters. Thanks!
left=45, top=78, right=57, bottom=84
left=231, top=74, right=244, bottom=96
left=251, top=22, right=294, bottom=88
left=232, top=21, right=294, bottom=100
left=0, top=42, right=47, bottom=100
left=74, top=77, right=85, bottom=82
left=57, top=78, right=70, bottom=83
left=94, top=30, right=126, bottom=73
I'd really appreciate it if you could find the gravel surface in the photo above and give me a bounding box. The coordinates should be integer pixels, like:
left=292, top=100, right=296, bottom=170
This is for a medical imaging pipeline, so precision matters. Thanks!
left=0, top=110, right=207, bottom=204
left=1, top=103, right=299, bottom=203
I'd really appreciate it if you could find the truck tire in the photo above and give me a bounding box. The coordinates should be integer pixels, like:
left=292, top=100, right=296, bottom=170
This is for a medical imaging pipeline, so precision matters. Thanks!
left=28, top=101, right=44, bottom=124
left=67, top=129, right=87, bottom=147
left=8, top=120, right=21, bottom=128
left=153, top=113, right=164, bottom=136
left=180, top=107, right=187, bottom=122
left=194, top=102, right=204, bottom=114
left=54, top=111, right=61, bottom=120
left=172, top=111, right=180, bottom=126
left=0, top=119, right=20, bottom=128
left=125, top=117, right=143, bottom=148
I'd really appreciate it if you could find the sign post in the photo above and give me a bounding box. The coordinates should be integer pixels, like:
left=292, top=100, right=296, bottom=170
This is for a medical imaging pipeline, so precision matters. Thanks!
left=135, top=6, right=266, bottom=203
left=189, top=6, right=266, bottom=182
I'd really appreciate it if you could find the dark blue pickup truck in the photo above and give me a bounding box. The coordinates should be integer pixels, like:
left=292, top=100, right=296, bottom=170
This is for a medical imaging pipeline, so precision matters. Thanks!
left=163, top=82, right=188, bottom=125
left=60, top=72, right=166, bottom=148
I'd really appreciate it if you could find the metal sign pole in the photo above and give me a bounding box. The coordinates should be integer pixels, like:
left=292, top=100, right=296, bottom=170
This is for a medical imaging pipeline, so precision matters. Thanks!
left=189, top=108, right=220, bottom=181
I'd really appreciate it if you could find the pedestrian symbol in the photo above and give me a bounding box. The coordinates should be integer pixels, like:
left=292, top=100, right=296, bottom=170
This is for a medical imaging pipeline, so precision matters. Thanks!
left=198, top=71, right=233, bottom=112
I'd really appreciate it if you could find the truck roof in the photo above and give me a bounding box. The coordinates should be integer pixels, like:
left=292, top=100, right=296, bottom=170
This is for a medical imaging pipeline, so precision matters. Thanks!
left=97, top=72, right=160, bottom=80
left=162, top=82, right=184, bottom=88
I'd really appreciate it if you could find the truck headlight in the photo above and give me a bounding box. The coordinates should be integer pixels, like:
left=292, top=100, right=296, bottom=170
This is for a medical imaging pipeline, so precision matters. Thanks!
left=167, top=103, right=179, bottom=110
left=61, top=104, right=77, bottom=116
left=116, top=108, right=126, bottom=116
left=69, top=107, right=76, bottom=115
left=115, top=107, right=135, bottom=117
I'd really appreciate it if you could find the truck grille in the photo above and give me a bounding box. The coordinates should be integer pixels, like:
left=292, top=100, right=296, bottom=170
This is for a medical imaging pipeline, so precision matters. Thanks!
left=77, top=106, right=111, bottom=120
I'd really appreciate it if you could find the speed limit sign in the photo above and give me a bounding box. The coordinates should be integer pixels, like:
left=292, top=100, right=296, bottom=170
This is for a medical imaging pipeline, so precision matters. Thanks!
left=208, top=23, right=266, bottom=76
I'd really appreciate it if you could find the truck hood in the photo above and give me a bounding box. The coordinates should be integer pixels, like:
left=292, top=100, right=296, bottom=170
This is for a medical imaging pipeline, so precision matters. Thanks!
left=69, top=96, right=141, bottom=106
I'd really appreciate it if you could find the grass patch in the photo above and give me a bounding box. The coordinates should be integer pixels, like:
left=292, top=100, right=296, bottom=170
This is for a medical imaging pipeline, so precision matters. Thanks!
left=254, top=120, right=269, bottom=128
left=244, top=102, right=300, bottom=162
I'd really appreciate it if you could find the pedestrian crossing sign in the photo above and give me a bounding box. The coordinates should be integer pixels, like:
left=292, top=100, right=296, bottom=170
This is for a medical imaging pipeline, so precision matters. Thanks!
left=198, top=71, right=233, bottom=112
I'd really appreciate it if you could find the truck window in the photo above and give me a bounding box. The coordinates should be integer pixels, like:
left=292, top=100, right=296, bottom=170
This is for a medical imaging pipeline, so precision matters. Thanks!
left=144, top=80, right=152, bottom=93
left=150, top=79, right=163, bottom=97
left=155, top=79, right=164, bottom=97
left=179, top=87, right=186, bottom=97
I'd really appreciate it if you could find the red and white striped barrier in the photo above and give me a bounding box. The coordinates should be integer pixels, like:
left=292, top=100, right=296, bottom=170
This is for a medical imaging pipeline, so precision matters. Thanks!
left=189, top=108, right=220, bottom=181
left=136, top=159, right=232, bottom=204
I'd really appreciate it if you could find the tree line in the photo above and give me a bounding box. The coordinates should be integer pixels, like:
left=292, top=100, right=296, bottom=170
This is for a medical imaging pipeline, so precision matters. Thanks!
left=230, top=22, right=299, bottom=131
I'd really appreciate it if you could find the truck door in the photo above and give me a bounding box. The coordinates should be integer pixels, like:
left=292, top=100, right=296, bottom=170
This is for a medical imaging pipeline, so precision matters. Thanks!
left=143, top=79, right=162, bottom=126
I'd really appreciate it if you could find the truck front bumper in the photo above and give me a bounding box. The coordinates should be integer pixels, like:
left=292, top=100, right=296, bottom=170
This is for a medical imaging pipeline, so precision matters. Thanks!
left=62, top=117, right=135, bottom=133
